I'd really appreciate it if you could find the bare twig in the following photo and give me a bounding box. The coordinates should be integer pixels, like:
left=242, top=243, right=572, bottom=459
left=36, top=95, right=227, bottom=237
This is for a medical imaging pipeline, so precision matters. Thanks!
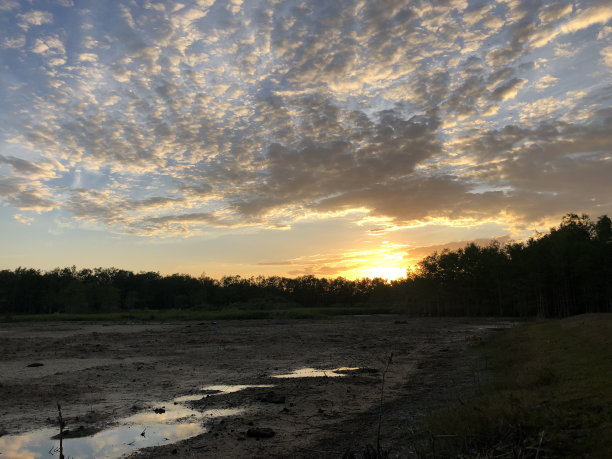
left=377, top=352, right=393, bottom=456
left=57, top=403, right=65, bottom=459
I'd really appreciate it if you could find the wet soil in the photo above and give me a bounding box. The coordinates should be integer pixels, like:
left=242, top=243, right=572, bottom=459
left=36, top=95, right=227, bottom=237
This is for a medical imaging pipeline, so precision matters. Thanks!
left=0, top=316, right=512, bottom=457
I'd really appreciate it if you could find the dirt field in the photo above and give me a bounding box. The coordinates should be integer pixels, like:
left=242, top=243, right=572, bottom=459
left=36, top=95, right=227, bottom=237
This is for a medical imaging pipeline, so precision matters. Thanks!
left=0, top=316, right=512, bottom=458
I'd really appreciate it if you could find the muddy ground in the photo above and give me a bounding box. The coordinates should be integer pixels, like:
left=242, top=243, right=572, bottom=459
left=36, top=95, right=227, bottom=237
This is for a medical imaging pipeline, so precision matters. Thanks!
left=0, top=316, right=513, bottom=458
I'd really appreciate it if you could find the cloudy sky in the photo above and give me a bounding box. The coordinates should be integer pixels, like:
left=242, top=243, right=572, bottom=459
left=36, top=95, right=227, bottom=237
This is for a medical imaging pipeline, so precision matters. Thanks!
left=1, top=0, right=611, bottom=280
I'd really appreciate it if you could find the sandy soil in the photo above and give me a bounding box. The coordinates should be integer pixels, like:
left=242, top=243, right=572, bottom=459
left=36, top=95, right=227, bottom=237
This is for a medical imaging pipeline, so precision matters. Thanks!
left=0, top=316, right=512, bottom=458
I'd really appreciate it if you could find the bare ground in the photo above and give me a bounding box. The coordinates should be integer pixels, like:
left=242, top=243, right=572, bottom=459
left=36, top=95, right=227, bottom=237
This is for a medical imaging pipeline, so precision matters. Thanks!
left=0, top=315, right=512, bottom=458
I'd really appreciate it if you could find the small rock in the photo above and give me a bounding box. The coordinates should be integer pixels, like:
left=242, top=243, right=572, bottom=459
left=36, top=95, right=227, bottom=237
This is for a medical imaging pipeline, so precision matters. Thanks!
left=260, top=391, right=285, bottom=404
left=27, top=362, right=44, bottom=367
left=154, top=407, right=166, bottom=414
left=246, top=427, right=275, bottom=438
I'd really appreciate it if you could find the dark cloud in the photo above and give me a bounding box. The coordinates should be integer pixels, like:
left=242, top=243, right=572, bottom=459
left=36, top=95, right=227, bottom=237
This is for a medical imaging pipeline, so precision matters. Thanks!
left=490, top=77, right=525, bottom=101
left=257, top=260, right=294, bottom=266
left=0, top=155, right=46, bottom=176
left=0, top=176, right=56, bottom=211
left=312, top=175, right=509, bottom=223
left=229, top=103, right=441, bottom=219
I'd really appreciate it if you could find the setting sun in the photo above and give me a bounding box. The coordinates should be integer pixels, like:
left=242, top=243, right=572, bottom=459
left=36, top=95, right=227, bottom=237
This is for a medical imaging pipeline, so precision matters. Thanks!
left=363, top=266, right=406, bottom=281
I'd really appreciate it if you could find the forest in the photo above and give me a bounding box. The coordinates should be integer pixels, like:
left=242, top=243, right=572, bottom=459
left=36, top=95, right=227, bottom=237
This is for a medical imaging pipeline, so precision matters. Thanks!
left=1, top=213, right=611, bottom=318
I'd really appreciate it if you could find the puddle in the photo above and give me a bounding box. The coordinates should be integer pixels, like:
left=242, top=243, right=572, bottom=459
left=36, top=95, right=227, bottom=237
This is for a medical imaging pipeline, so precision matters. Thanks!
left=0, top=394, right=247, bottom=459
left=273, top=367, right=361, bottom=378
left=174, top=384, right=274, bottom=403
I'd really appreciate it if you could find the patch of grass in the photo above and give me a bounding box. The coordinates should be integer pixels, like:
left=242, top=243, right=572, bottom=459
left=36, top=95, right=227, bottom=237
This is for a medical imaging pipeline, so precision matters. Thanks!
left=420, top=314, right=612, bottom=457
left=0, top=305, right=401, bottom=322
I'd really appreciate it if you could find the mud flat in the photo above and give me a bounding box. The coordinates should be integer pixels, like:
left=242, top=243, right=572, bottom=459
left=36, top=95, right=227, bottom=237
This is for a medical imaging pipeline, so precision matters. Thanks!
left=0, top=316, right=513, bottom=458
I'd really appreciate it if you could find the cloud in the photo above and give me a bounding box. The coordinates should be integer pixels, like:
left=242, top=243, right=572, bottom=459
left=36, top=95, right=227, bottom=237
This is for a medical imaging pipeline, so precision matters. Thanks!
left=14, top=214, right=35, bottom=225
left=228, top=103, right=442, bottom=220
left=264, top=248, right=380, bottom=278
left=599, top=25, right=612, bottom=39
left=138, top=212, right=225, bottom=235
left=1, top=0, right=610, bottom=240
left=602, top=46, right=612, bottom=67
left=2, top=35, right=25, bottom=49
left=78, top=52, right=98, bottom=62
left=0, top=177, right=57, bottom=212
left=490, top=77, right=525, bottom=101
left=535, top=75, right=559, bottom=90
left=31, top=35, right=65, bottom=56
left=0, top=0, right=19, bottom=11
left=539, top=3, right=573, bottom=26
left=257, top=260, right=294, bottom=266
left=560, top=4, right=612, bottom=34
left=529, top=3, right=612, bottom=49
left=0, top=155, right=56, bottom=179
left=518, top=90, right=585, bottom=122
left=452, top=106, right=612, bottom=220
left=17, top=10, right=53, bottom=30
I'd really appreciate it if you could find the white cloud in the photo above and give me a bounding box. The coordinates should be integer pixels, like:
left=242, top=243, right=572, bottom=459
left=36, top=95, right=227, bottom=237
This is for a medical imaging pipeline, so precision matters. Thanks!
left=14, top=214, right=34, bottom=225
left=31, top=35, right=65, bottom=56
left=78, top=52, right=98, bottom=62
left=2, top=35, right=26, bottom=49
left=0, top=0, right=19, bottom=11
left=17, top=10, right=53, bottom=30
left=560, top=4, right=612, bottom=34
left=535, top=75, right=559, bottom=90
left=119, top=4, right=136, bottom=29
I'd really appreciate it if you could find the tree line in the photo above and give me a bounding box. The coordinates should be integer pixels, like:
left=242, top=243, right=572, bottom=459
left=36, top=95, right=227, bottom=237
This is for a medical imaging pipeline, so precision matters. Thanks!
left=410, top=213, right=612, bottom=317
left=1, top=213, right=610, bottom=317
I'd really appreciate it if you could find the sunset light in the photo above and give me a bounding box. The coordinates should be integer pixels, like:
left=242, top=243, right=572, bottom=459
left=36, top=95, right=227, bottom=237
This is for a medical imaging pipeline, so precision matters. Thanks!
left=363, top=266, right=407, bottom=282
left=1, top=0, right=611, bottom=279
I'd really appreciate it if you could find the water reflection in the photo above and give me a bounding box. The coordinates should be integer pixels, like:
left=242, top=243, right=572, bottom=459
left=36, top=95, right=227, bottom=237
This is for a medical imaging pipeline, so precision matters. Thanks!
left=174, top=384, right=275, bottom=403
left=273, top=367, right=360, bottom=378
left=0, top=396, right=245, bottom=459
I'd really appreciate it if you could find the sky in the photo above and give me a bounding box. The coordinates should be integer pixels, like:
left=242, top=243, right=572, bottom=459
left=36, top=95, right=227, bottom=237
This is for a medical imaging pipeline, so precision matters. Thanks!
left=1, top=0, right=611, bottom=280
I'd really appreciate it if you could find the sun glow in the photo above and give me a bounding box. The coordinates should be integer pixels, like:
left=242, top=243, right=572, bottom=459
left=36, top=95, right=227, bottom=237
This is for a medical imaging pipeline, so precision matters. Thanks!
left=363, top=266, right=406, bottom=281
left=319, top=241, right=413, bottom=281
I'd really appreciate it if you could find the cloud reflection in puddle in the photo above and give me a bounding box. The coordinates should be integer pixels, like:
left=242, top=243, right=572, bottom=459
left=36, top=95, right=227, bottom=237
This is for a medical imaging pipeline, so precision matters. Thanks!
left=273, top=367, right=361, bottom=378
left=0, top=385, right=273, bottom=459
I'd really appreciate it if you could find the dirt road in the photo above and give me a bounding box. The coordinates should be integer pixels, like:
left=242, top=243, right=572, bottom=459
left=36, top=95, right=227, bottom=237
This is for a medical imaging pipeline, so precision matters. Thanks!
left=0, top=316, right=511, bottom=457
